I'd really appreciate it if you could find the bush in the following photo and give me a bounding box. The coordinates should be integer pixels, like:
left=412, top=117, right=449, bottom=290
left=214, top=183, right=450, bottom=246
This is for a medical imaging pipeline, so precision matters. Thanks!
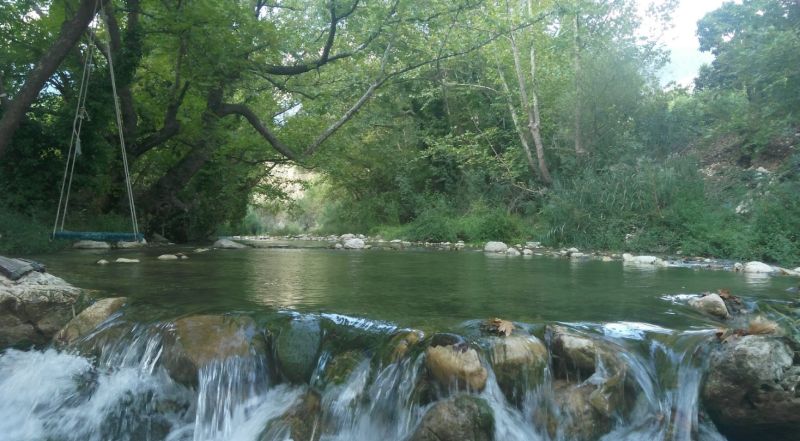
left=0, top=208, right=68, bottom=256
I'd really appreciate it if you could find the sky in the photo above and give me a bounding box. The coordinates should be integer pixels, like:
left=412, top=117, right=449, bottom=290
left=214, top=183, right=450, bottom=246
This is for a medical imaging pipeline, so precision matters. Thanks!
left=638, top=0, right=727, bottom=86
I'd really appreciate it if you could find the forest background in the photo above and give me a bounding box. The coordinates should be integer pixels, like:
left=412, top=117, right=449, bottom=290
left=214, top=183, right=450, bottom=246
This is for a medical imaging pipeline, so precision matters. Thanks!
left=0, top=0, right=798, bottom=266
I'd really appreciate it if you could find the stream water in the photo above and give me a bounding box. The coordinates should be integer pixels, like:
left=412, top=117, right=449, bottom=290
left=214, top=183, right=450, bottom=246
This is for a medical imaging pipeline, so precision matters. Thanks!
left=1, top=247, right=797, bottom=441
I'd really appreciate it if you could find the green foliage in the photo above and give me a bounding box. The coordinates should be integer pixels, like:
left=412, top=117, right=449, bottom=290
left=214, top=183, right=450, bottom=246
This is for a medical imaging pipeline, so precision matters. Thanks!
left=0, top=208, right=67, bottom=255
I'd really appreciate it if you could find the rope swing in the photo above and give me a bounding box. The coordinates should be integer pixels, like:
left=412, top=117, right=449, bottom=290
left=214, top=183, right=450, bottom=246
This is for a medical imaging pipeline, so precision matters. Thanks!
left=52, top=1, right=143, bottom=243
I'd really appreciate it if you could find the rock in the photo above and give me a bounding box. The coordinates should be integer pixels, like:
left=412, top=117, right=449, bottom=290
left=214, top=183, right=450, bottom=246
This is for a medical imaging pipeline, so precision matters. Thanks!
left=408, top=395, right=494, bottom=441
left=570, top=252, right=587, bottom=259
left=601, top=256, right=614, bottom=262
left=480, top=318, right=515, bottom=337
left=334, top=243, right=343, bottom=250
left=157, top=254, right=179, bottom=261
left=489, top=336, right=548, bottom=403
left=506, top=247, right=521, bottom=256
left=161, top=314, right=264, bottom=385
left=73, top=240, right=110, bottom=249
left=96, top=259, right=109, bottom=265
left=567, top=247, right=580, bottom=254
left=213, top=238, right=247, bottom=249
left=549, top=325, right=598, bottom=376
left=733, top=262, right=744, bottom=272
left=116, top=240, right=146, bottom=248
left=114, top=258, right=139, bottom=263
left=54, top=297, right=126, bottom=346
left=385, top=329, right=424, bottom=363
left=702, top=336, right=800, bottom=441
left=622, top=254, right=666, bottom=266
left=340, top=233, right=356, bottom=241
left=483, top=241, right=508, bottom=253
left=342, top=238, right=365, bottom=249
left=688, top=293, right=730, bottom=319
left=425, top=345, right=488, bottom=391
left=260, top=390, right=321, bottom=441
left=526, top=241, right=542, bottom=248
left=536, top=380, right=614, bottom=441
left=522, top=248, right=533, bottom=256
left=323, top=350, right=364, bottom=385
left=0, top=270, right=82, bottom=348
left=275, top=316, right=322, bottom=384
left=193, top=248, right=209, bottom=253
left=744, top=261, right=774, bottom=273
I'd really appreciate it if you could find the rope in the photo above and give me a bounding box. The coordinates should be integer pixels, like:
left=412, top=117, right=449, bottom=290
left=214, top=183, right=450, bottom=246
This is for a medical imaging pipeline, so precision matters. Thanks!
left=53, top=0, right=100, bottom=237
left=53, top=0, right=142, bottom=241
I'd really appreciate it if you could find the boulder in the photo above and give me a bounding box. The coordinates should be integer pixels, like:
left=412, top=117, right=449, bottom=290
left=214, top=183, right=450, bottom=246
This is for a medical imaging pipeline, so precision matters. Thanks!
left=535, top=380, right=614, bottom=441
left=96, top=259, right=109, bottom=265
left=425, top=345, right=488, bottom=391
left=213, top=238, right=247, bottom=249
left=385, top=329, right=424, bottom=363
left=340, top=233, right=357, bottom=241
left=0, top=270, right=82, bottom=348
left=522, top=248, right=533, bottom=256
left=157, top=254, right=179, bottom=261
left=549, top=325, right=599, bottom=377
left=342, top=238, right=365, bottom=249
left=688, top=294, right=730, bottom=319
left=744, top=261, right=774, bottom=274
left=483, top=241, right=508, bottom=253
left=506, top=247, right=521, bottom=256
left=54, top=297, right=127, bottom=346
left=334, top=243, right=343, bottom=250
left=161, top=314, right=264, bottom=385
left=622, top=254, right=666, bottom=266
left=274, top=316, right=322, bottom=384
left=73, top=240, right=111, bottom=249
left=489, top=335, right=548, bottom=403
left=323, top=350, right=365, bottom=385
left=702, top=335, right=800, bottom=441
left=408, top=395, right=494, bottom=441
left=259, top=390, right=322, bottom=441
left=115, top=258, right=139, bottom=263
left=116, top=240, right=146, bottom=248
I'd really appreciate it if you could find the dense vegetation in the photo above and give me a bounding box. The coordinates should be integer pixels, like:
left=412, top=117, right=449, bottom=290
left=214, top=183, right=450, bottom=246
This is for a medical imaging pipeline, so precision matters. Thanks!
left=1, top=0, right=798, bottom=265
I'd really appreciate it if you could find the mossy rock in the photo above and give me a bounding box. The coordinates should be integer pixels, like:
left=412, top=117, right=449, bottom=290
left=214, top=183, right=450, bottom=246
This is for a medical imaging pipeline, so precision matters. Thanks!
left=275, top=316, right=322, bottom=384
left=408, top=395, right=494, bottom=441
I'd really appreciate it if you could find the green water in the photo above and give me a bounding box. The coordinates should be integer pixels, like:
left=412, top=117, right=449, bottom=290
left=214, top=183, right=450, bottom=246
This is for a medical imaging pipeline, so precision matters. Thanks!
left=31, top=247, right=797, bottom=329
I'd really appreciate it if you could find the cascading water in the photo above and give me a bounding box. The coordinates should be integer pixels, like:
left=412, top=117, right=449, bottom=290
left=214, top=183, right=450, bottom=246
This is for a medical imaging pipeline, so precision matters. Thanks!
left=0, top=309, right=740, bottom=441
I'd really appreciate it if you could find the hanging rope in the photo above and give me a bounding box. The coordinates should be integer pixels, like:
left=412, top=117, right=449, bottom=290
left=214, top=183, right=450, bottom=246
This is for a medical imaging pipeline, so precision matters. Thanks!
left=52, top=0, right=141, bottom=241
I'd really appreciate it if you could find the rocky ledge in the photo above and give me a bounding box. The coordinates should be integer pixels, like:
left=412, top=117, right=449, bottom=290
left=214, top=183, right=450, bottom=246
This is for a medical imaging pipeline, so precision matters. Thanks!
left=0, top=257, right=82, bottom=347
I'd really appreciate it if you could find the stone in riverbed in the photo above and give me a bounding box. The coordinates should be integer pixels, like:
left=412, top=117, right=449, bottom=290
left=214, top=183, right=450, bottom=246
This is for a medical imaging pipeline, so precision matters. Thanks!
left=688, top=293, right=730, bottom=319
left=157, top=254, right=179, bottom=260
left=96, top=259, right=109, bottom=265
left=213, top=238, right=247, bottom=249
left=115, top=258, right=139, bottom=263
left=425, top=344, right=487, bottom=391
left=116, top=240, right=146, bottom=248
left=743, top=261, right=774, bottom=273
left=161, top=314, right=265, bottom=385
left=74, top=240, right=110, bottom=249
left=483, top=241, right=508, bottom=253
left=407, top=395, right=494, bottom=441
left=0, top=270, right=82, bottom=348
left=506, top=247, right=521, bottom=256
left=489, top=335, right=548, bottom=403
left=274, top=316, right=322, bottom=384
left=534, top=380, right=614, bottom=441
left=622, top=253, right=667, bottom=266
left=259, top=390, right=322, bottom=441
left=342, top=238, right=365, bottom=249
left=702, top=335, right=800, bottom=441
left=54, top=297, right=126, bottom=346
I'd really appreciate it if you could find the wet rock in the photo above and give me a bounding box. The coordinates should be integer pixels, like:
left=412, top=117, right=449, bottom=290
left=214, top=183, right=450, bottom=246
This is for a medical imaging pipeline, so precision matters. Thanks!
left=323, top=350, right=364, bottom=385
left=114, top=258, right=139, bottom=263
left=385, top=329, right=424, bottom=363
left=213, top=238, right=247, bottom=249
left=622, top=253, right=667, bottom=266
left=340, top=233, right=356, bottom=241
left=342, top=238, right=365, bottom=249
left=116, top=240, right=146, bottom=248
left=334, top=243, right=343, bottom=250
left=549, top=325, right=599, bottom=377
left=157, top=254, right=179, bottom=260
left=489, top=335, right=548, bottom=403
left=54, top=297, right=126, bottom=346
left=162, top=314, right=263, bottom=385
left=275, top=316, right=322, bottom=384
left=260, top=390, right=322, bottom=441
left=702, top=335, right=800, bottom=441
left=73, top=240, right=110, bottom=249
left=483, top=241, right=508, bottom=253
left=193, top=248, right=209, bottom=253
left=688, top=293, right=730, bottom=319
left=539, top=380, right=614, bottom=441
left=0, top=270, right=82, bottom=348
left=480, top=318, right=515, bottom=337
left=431, top=332, right=468, bottom=349
left=744, top=261, right=774, bottom=273
left=506, top=247, right=521, bottom=256
left=408, top=395, right=494, bottom=441
left=96, top=259, right=109, bottom=265
left=425, top=344, right=488, bottom=391
left=522, top=248, right=533, bottom=256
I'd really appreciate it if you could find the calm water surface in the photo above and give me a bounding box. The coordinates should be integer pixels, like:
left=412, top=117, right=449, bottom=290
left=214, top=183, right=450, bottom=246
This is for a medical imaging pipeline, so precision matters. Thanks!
left=31, top=247, right=797, bottom=329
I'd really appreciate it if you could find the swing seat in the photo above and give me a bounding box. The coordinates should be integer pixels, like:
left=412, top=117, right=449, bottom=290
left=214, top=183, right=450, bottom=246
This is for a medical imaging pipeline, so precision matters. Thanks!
left=52, top=230, right=144, bottom=242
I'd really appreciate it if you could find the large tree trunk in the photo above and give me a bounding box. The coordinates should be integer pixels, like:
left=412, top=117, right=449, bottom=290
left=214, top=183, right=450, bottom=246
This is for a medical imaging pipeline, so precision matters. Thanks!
left=0, top=0, right=111, bottom=159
